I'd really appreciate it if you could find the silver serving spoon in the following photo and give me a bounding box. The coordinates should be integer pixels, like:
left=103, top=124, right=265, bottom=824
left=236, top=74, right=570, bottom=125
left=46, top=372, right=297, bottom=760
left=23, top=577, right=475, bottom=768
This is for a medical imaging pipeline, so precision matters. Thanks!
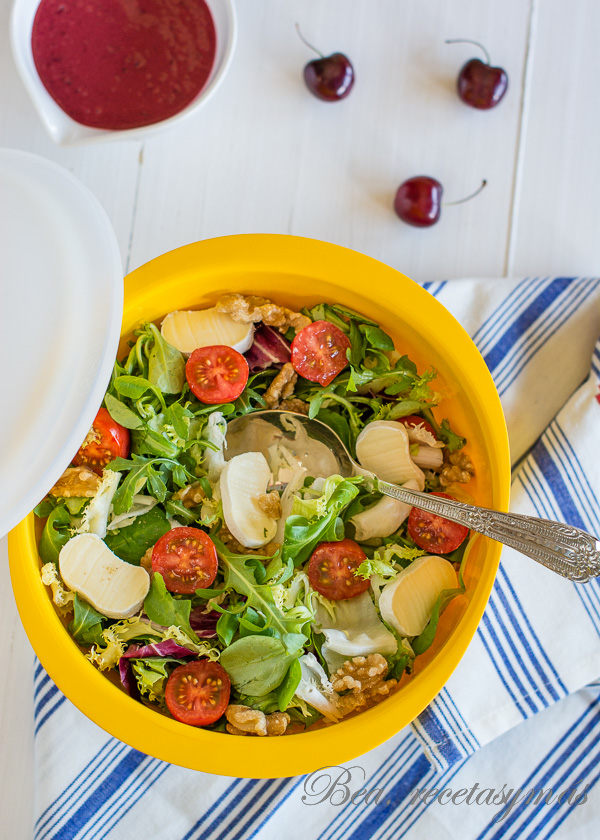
left=226, top=410, right=600, bottom=583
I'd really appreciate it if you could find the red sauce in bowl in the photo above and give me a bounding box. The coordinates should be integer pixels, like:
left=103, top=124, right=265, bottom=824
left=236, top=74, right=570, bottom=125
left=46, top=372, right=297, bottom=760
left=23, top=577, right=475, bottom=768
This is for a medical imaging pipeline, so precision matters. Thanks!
left=31, top=0, right=217, bottom=131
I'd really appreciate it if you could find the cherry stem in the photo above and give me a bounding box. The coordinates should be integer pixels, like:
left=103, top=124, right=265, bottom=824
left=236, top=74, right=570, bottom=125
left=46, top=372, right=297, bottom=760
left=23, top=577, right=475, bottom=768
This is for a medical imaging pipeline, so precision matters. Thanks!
left=295, top=23, right=325, bottom=59
left=444, top=179, right=487, bottom=207
left=445, top=38, right=491, bottom=66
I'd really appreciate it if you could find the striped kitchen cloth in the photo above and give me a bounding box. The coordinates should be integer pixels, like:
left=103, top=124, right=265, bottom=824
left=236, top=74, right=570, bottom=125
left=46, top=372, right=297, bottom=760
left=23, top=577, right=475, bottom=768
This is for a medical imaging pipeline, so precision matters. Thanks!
left=32, top=276, right=600, bottom=840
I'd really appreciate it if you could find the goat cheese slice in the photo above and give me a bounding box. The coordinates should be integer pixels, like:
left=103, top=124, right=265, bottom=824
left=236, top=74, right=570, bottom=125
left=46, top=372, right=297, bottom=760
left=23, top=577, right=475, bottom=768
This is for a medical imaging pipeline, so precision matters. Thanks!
left=59, top=533, right=150, bottom=620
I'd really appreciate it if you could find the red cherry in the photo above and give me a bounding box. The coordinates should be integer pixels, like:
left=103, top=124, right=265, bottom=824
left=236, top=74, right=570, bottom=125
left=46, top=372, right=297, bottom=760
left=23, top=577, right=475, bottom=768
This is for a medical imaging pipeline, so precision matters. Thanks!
left=296, top=24, right=354, bottom=102
left=446, top=40, right=508, bottom=110
left=394, top=177, right=487, bottom=228
left=394, top=177, right=442, bottom=227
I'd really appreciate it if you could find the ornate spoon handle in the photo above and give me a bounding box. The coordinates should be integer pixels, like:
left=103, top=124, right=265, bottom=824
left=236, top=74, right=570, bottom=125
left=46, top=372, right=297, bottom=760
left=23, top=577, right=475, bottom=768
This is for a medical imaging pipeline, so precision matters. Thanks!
left=378, top=481, right=600, bottom=583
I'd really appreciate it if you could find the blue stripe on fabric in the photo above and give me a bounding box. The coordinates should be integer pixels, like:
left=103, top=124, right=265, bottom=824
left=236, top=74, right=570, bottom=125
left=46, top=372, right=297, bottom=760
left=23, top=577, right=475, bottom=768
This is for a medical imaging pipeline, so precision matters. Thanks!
left=472, top=276, right=547, bottom=352
left=535, top=762, right=600, bottom=839
left=220, top=777, right=294, bottom=840
left=34, top=683, right=59, bottom=719
left=34, top=660, right=44, bottom=679
left=317, top=734, right=422, bottom=840
left=34, top=671, right=51, bottom=695
left=421, top=280, right=447, bottom=298
left=442, top=688, right=481, bottom=751
left=35, top=740, right=126, bottom=837
left=482, top=277, right=577, bottom=373
left=50, top=750, right=148, bottom=840
left=180, top=778, right=247, bottom=840
left=531, top=440, right=586, bottom=530
left=390, top=759, right=469, bottom=840
left=415, top=705, right=463, bottom=765
left=486, top=596, right=552, bottom=711
left=34, top=696, right=66, bottom=736
left=493, top=277, right=599, bottom=395
left=497, top=566, right=568, bottom=697
left=477, top=614, right=530, bottom=718
left=246, top=778, right=305, bottom=840
left=517, top=467, right=600, bottom=637
left=475, top=691, right=600, bottom=840
left=549, top=421, right=600, bottom=533
left=83, top=759, right=169, bottom=840
left=430, top=690, right=476, bottom=758
left=344, top=754, right=431, bottom=840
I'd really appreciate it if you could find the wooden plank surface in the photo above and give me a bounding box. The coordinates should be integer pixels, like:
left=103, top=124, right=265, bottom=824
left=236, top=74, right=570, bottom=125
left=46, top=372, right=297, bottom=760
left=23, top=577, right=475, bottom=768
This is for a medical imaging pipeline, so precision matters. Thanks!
left=1, top=0, right=599, bottom=836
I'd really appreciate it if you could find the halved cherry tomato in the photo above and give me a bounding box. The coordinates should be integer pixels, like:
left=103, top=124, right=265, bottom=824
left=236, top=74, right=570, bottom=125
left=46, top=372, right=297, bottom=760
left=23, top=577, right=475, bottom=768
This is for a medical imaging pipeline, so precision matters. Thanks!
left=165, top=660, right=230, bottom=726
left=73, top=407, right=130, bottom=474
left=407, top=492, right=469, bottom=554
left=291, top=320, right=351, bottom=386
left=398, top=414, right=437, bottom=439
left=152, top=526, right=218, bottom=594
left=186, top=345, right=249, bottom=404
left=307, top=538, right=370, bottom=601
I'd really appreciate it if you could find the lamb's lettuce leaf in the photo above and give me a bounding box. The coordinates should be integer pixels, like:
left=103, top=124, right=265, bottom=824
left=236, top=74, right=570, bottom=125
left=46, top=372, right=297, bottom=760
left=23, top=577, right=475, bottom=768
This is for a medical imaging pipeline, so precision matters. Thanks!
left=104, top=506, right=170, bottom=564
left=219, top=636, right=299, bottom=696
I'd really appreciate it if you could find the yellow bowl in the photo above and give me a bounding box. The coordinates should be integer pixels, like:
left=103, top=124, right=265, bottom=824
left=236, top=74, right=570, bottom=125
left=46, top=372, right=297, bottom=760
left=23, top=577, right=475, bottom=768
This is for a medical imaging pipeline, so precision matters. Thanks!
left=8, top=234, right=510, bottom=777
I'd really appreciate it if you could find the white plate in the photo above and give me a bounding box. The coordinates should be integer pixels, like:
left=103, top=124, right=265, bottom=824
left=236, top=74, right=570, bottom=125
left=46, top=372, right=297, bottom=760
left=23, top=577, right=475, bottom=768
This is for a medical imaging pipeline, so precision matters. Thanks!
left=0, top=149, right=123, bottom=536
left=10, top=0, right=237, bottom=146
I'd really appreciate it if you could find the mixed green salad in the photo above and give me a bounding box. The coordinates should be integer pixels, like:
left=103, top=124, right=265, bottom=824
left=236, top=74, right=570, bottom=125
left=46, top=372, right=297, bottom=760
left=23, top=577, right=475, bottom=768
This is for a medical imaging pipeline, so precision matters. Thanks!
left=37, top=294, right=474, bottom=736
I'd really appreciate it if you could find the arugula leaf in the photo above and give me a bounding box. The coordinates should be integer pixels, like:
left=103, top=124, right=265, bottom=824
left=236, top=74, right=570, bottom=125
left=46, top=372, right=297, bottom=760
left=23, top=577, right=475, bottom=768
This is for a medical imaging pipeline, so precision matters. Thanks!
left=143, top=573, right=198, bottom=642
left=38, top=505, right=72, bottom=564
left=108, top=454, right=194, bottom=515
left=131, top=427, right=182, bottom=459
left=219, top=636, right=299, bottom=696
left=104, top=506, right=170, bottom=564
left=68, top=594, right=105, bottom=646
left=34, top=498, right=58, bottom=518
left=214, top=538, right=311, bottom=640
left=146, top=323, right=185, bottom=394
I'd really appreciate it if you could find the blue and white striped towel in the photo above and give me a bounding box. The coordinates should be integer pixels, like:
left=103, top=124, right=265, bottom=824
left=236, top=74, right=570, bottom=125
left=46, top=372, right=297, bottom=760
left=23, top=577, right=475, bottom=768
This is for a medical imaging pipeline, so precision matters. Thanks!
left=33, top=276, right=600, bottom=840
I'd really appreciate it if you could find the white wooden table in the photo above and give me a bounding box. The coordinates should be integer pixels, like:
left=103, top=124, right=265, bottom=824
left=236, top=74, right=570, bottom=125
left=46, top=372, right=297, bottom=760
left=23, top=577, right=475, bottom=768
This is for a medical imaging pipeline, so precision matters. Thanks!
left=1, top=0, right=599, bottom=836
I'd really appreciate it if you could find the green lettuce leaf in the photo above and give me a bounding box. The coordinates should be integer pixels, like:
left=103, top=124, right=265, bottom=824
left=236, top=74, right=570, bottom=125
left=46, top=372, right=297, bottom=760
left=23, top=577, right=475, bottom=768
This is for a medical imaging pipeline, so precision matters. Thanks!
left=105, top=506, right=170, bottom=564
left=219, top=636, right=299, bottom=696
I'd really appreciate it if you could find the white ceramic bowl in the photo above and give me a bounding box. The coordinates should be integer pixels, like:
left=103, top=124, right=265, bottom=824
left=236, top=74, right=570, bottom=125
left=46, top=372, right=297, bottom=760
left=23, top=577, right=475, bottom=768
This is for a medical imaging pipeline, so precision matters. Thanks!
left=10, top=0, right=237, bottom=146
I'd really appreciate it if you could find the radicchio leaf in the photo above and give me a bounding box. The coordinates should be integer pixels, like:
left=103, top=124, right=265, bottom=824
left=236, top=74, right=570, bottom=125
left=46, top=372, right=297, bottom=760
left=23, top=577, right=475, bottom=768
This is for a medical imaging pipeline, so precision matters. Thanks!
left=244, top=324, right=291, bottom=371
left=189, top=607, right=220, bottom=638
left=118, top=640, right=196, bottom=697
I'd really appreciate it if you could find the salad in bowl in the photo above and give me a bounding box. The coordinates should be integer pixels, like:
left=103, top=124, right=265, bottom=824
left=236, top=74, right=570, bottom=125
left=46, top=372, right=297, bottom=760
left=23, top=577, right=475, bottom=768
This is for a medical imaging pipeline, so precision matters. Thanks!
left=37, top=291, right=475, bottom=738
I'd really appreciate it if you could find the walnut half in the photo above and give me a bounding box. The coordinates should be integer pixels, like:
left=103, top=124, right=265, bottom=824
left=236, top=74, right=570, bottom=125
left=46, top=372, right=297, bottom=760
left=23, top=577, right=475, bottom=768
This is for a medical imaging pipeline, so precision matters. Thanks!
left=263, top=363, right=297, bottom=408
left=225, top=704, right=290, bottom=736
left=48, top=466, right=100, bottom=498
left=439, top=450, right=475, bottom=488
left=216, top=294, right=310, bottom=334
left=331, top=654, right=397, bottom=717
